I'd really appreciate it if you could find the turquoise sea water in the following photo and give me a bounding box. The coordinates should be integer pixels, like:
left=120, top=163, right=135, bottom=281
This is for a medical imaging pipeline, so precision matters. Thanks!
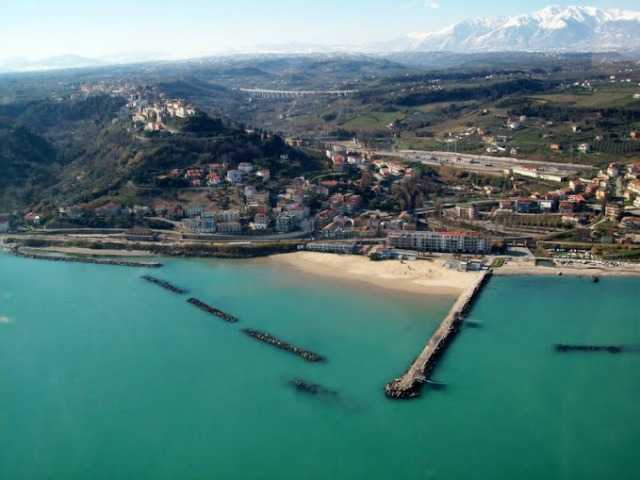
left=0, top=253, right=639, bottom=479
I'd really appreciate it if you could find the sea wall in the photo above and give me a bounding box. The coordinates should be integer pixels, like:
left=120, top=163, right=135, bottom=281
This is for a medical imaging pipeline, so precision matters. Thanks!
left=11, top=247, right=162, bottom=268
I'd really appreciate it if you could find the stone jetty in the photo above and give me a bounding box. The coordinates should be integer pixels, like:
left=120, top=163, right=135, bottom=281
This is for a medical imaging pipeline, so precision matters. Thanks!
left=187, top=298, right=239, bottom=323
left=242, top=329, right=326, bottom=363
left=141, top=275, right=188, bottom=294
left=385, top=270, right=492, bottom=400
left=12, top=248, right=162, bottom=268
left=555, top=344, right=622, bottom=354
left=288, top=378, right=337, bottom=396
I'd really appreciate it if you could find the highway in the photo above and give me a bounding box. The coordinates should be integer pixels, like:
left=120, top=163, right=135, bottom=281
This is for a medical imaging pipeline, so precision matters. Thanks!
left=374, top=150, right=595, bottom=176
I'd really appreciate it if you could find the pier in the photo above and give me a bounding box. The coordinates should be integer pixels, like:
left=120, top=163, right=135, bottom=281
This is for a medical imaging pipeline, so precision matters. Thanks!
left=242, top=329, right=326, bottom=363
left=385, top=270, right=492, bottom=400
left=187, top=298, right=239, bottom=323
left=11, top=247, right=162, bottom=268
left=141, top=275, right=188, bottom=294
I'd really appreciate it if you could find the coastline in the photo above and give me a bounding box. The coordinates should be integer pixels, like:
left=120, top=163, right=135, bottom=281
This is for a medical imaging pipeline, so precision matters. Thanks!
left=495, top=261, right=640, bottom=278
left=266, top=252, right=482, bottom=297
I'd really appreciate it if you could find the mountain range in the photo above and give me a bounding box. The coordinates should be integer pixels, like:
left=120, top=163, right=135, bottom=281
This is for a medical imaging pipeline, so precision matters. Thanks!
left=397, top=5, right=640, bottom=53
left=1, top=6, right=640, bottom=74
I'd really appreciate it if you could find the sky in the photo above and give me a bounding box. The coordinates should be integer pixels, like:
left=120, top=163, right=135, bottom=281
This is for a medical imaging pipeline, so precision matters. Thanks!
left=2, top=0, right=640, bottom=61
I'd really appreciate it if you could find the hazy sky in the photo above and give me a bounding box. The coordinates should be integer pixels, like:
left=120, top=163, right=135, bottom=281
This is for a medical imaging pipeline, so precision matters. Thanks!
left=2, top=0, right=640, bottom=60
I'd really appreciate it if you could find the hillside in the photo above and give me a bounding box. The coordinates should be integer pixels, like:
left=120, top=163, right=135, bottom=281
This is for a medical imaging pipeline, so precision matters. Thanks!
left=0, top=121, right=58, bottom=209
left=0, top=93, right=319, bottom=212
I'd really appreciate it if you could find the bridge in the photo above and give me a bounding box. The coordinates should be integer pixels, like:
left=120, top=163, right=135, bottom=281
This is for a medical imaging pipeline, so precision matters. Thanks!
left=239, top=88, right=359, bottom=99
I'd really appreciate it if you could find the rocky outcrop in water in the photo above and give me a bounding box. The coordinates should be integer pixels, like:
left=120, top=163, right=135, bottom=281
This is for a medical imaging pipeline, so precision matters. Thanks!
left=141, top=275, right=188, bottom=294
left=242, top=329, right=326, bottom=363
left=289, top=378, right=337, bottom=396
left=187, top=298, right=239, bottom=323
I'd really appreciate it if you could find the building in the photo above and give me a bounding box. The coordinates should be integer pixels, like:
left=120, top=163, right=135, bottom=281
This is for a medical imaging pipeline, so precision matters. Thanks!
left=216, top=210, right=241, bottom=223
left=276, top=213, right=298, bottom=233
left=605, top=202, right=624, bottom=222
left=627, top=181, right=640, bottom=196
left=251, top=213, right=270, bottom=231
left=578, top=143, right=591, bottom=154
left=216, top=222, right=242, bottom=234
left=226, top=170, right=243, bottom=184
left=387, top=231, right=489, bottom=254
left=237, top=162, right=254, bottom=174
left=256, top=169, right=271, bottom=181
left=0, top=214, right=10, bottom=233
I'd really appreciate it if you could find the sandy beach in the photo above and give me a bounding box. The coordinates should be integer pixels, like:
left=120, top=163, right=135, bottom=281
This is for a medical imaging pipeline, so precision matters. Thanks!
left=269, top=252, right=482, bottom=296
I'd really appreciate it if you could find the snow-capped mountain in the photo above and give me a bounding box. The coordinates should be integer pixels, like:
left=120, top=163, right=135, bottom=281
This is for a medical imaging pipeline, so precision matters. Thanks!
left=402, top=6, right=640, bottom=52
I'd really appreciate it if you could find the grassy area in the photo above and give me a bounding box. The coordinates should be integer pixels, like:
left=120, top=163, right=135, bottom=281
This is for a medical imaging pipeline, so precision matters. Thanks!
left=340, top=111, right=405, bottom=131
left=531, top=89, right=640, bottom=109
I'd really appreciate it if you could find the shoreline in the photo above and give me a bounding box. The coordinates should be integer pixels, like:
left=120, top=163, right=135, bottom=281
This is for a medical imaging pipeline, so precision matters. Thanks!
left=494, top=262, right=640, bottom=278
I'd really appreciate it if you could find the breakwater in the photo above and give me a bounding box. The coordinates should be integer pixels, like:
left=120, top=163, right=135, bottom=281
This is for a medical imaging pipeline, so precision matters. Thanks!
left=11, top=248, right=162, bottom=268
left=289, top=378, right=337, bottom=396
left=555, top=344, right=623, bottom=354
left=141, top=275, right=188, bottom=294
left=242, top=329, right=326, bottom=362
left=187, top=298, right=239, bottom=323
left=385, top=270, right=493, bottom=400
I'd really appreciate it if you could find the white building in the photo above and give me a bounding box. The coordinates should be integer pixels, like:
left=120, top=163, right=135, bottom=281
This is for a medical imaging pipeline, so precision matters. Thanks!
left=387, top=231, right=489, bottom=254
left=226, top=170, right=244, bottom=184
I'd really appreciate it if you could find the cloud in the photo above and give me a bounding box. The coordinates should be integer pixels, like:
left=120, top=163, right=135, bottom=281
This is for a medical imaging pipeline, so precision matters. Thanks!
left=426, top=0, right=440, bottom=8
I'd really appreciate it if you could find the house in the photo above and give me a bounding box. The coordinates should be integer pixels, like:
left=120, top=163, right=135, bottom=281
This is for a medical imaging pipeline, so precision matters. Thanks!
left=24, top=212, right=41, bottom=225
left=256, top=169, right=271, bottom=181
left=244, top=185, right=257, bottom=199
left=252, top=213, right=270, bottom=231
left=237, top=162, right=254, bottom=174
left=569, top=180, right=584, bottom=193
left=207, top=173, right=222, bottom=186
left=0, top=214, right=10, bottom=233
left=605, top=202, right=624, bottom=222
left=539, top=199, right=558, bottom=212
left=627, top=180, right=640, bottom=196
left=578, top=143, right=591, bottom=154
left=276, top=212, right=298, bottom=233
left=607, top=163, right=622, bottom=178
left=515, top=198, right=539, bottom=214
left=226, top=170, right=243, bottom=184
left=95, top=202, right=121, bottom=217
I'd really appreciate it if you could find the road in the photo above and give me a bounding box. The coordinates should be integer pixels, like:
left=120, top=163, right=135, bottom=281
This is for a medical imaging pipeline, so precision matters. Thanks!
left=374, top=150, right=594, bottom=177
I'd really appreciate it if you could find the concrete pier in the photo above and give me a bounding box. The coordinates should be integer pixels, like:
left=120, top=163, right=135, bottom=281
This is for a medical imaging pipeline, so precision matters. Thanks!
left=385, top=270, right=492, bottom=400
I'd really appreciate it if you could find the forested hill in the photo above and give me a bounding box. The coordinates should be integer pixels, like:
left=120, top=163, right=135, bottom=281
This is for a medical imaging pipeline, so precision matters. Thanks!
left=0, top=120, right=57, bottom=209
left=0, top=95, right=317, bottom=211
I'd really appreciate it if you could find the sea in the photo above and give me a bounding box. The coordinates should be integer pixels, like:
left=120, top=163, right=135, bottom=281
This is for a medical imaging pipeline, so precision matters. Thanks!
left=0, top=252, right=639, bottom=479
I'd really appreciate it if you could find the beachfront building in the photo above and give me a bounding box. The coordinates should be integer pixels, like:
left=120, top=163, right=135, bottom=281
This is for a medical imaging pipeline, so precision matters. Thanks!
left=387, top=231, right=490, bottom=254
